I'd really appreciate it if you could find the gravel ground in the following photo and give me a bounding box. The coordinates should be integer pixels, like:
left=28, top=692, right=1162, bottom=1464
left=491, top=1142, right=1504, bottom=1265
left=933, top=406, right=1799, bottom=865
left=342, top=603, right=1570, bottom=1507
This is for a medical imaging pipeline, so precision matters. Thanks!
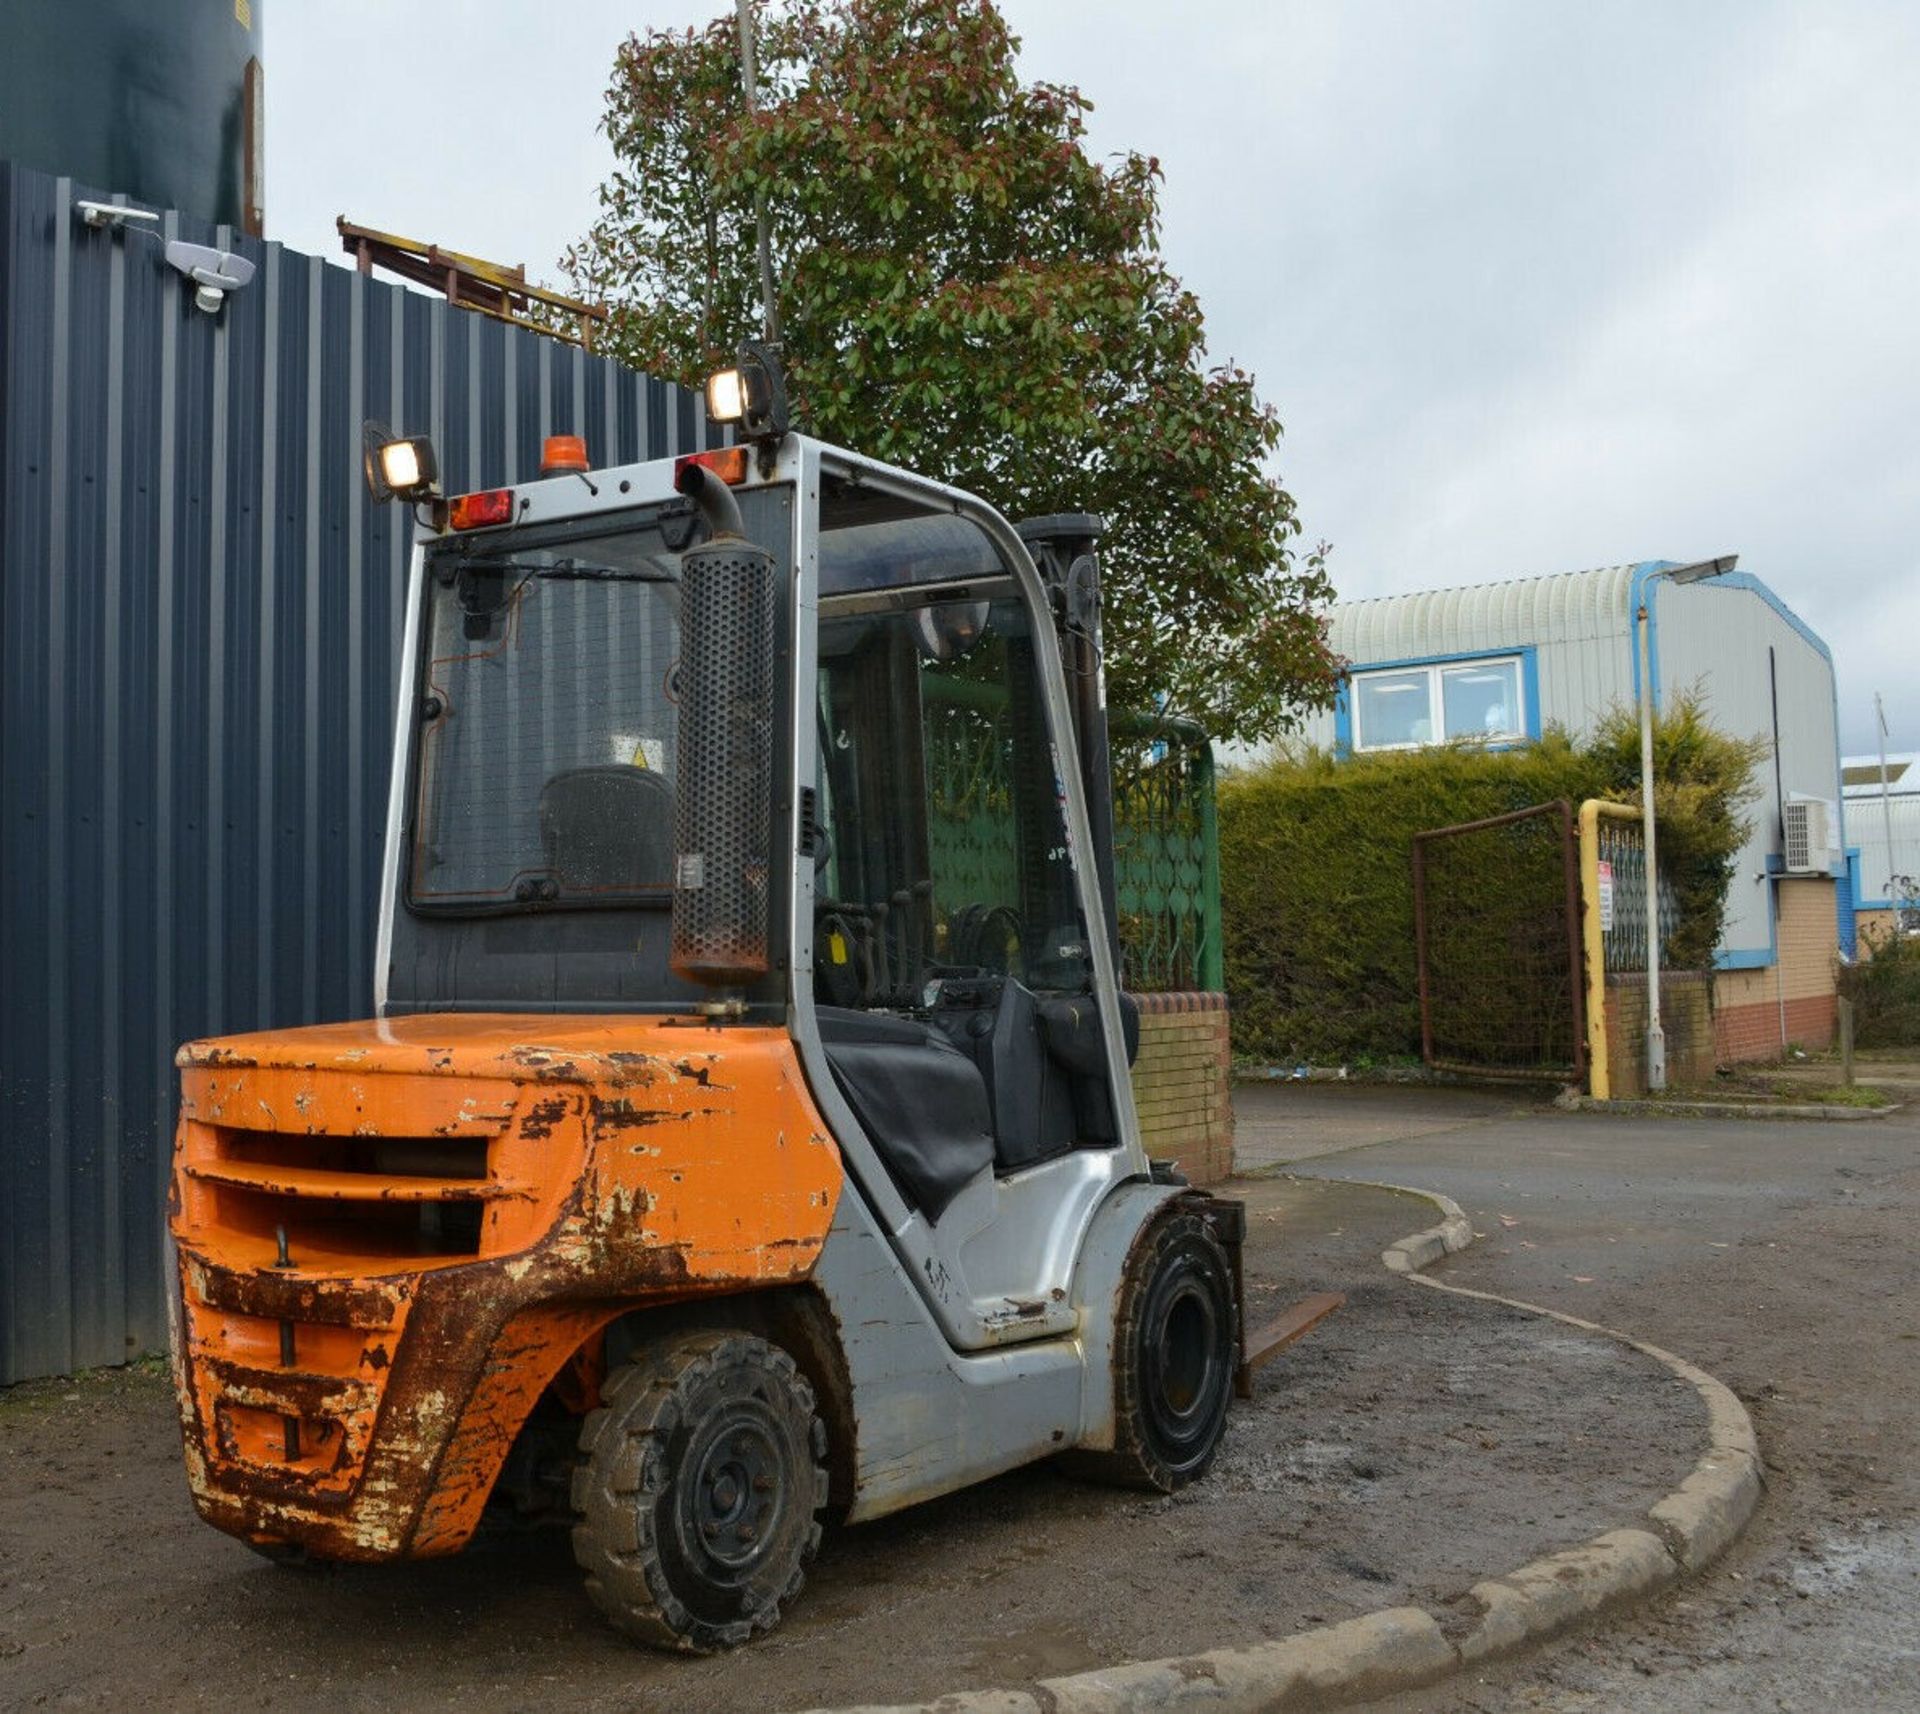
left=0, top=1169, right=1702, bottom=1713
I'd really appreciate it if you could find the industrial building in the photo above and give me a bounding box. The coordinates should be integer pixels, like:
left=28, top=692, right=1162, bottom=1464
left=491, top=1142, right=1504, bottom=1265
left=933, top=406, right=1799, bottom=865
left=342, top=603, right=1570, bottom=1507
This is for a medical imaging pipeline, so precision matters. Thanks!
left=1294, top=562, right=1847, bottom=1063
left=1842, top=750, right=1920, bottom=943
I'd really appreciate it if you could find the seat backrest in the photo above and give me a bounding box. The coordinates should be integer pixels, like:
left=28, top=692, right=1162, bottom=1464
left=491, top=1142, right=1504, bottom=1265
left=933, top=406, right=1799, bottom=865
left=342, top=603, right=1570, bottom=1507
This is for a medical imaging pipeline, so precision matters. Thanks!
left=815, top=1008, right=995, bottom=1223
left=537, top=765, right=674, bottom=892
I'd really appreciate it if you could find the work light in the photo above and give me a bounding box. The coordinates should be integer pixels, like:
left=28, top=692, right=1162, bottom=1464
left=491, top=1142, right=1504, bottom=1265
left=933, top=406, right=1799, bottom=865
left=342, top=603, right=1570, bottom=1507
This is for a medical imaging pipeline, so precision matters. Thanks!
left=703, top=341, right=790, bottom=447
left=362, top=420, right=441, bottom=504
left=706, top=367, right=751, bottom=423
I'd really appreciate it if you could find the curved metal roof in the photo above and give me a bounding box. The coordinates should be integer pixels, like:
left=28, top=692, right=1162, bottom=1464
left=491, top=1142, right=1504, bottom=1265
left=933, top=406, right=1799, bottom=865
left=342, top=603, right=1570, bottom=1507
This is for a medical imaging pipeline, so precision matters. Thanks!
left=1331, top=564, right=1640, bottom=660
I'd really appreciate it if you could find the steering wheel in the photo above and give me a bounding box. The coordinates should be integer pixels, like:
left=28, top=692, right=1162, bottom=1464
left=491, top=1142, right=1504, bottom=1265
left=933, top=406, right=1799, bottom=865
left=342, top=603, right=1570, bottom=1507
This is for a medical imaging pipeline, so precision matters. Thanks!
left=947, top=903, right=1024, bottom=976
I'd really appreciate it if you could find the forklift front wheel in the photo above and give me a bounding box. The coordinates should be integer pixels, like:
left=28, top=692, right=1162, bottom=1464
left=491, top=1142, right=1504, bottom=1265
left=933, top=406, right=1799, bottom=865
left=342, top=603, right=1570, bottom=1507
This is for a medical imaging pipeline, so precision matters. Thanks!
left=572, top=1329, right=828, bottom=1652
left=1062, top=1207, right=1237, bottom=1492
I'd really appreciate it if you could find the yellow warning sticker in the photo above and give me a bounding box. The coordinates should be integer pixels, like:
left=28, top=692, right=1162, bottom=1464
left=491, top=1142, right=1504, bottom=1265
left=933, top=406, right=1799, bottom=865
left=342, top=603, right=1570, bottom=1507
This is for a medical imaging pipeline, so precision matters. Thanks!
left=828, top=932, right=848, bottom=965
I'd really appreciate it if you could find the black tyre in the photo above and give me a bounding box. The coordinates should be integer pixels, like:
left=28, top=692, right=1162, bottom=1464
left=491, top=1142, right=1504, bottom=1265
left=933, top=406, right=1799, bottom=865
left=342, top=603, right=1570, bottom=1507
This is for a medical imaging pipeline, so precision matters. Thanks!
left=1064, top=1206, right=1237, bottom=1491
left=572, top=1330, right=828, bottom=1652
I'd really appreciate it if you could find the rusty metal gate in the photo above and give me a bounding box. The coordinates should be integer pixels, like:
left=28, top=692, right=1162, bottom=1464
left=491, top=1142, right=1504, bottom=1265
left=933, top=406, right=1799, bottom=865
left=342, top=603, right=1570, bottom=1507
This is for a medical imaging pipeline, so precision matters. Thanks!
left=1410, top=800, right=1587, bottom=1081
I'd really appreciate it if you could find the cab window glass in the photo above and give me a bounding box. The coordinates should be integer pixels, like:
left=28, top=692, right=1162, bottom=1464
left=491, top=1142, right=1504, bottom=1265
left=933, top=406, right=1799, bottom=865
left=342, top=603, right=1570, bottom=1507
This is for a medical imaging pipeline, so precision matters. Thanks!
left=816, top=593, right=1090, bottom=1002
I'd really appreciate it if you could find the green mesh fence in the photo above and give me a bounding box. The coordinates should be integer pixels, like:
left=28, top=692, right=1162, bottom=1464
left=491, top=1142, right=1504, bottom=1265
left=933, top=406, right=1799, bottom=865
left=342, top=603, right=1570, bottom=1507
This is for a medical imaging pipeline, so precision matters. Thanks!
left=1111, top=715, right=1223, bottom=993
left=923, top=684, right=1221, bottom=994
left=923, top=677, right=1022, bottom=923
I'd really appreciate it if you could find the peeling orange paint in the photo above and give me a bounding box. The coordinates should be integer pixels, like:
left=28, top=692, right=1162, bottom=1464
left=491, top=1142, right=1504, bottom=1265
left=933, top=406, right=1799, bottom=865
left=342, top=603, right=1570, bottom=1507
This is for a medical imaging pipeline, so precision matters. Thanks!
left=170, top=1013, right=842, bottom=1563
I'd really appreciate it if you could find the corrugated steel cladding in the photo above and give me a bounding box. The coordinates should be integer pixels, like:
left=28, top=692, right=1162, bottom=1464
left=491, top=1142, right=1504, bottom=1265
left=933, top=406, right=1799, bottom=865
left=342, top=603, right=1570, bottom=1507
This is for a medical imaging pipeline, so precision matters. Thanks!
left=1851, top=794, right=1920, bottom=905
left=0, top=161, right=716, bottom=1383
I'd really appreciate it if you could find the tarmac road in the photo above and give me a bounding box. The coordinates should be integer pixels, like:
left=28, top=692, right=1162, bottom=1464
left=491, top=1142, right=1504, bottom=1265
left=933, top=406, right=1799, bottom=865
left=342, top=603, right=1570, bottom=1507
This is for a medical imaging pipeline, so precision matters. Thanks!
left=0, top=1172, right=1699, bottom=1712
left=1238, top=1081, right=1920, bottom=1714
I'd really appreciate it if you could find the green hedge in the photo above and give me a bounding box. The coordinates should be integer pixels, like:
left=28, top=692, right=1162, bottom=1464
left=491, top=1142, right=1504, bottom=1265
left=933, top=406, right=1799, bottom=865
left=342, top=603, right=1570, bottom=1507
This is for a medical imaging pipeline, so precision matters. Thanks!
left=1220, top=695, right=1763, bottom=1065
left=1839, top=931, right=1920, bottom=1046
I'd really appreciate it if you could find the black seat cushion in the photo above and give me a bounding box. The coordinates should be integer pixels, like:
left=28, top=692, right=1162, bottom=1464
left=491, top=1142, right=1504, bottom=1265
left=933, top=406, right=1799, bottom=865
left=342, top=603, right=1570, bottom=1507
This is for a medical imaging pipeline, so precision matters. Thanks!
left=1038, top=992, right=1142, bottom=1072
left=816, top=1008, right=994, bottom=1223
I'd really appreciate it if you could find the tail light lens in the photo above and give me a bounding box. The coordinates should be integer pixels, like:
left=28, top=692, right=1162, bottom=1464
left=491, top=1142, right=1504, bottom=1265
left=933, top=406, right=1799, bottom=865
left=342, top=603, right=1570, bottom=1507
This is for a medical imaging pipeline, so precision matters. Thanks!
left=449, top=489, right=515, bottom=530
left=674, top=447, right=748, bottom=487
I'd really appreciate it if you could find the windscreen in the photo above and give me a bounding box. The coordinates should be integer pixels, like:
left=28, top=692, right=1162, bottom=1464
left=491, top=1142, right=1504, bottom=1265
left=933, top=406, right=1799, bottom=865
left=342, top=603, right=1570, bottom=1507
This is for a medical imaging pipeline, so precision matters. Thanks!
left=407, top=489, right=791, bottom=912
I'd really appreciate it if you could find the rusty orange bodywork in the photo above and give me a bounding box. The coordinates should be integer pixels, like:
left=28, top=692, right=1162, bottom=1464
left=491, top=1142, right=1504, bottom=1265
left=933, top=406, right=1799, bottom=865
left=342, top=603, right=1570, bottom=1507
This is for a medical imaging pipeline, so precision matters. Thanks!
left=169, top=1013, right=842, bottom=1562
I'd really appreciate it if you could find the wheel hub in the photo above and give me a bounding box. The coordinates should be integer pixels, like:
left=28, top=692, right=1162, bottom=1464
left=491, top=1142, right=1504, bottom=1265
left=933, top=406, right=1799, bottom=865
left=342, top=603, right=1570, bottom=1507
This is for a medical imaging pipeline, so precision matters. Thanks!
left=684, top=1408, right=784, bottom=1575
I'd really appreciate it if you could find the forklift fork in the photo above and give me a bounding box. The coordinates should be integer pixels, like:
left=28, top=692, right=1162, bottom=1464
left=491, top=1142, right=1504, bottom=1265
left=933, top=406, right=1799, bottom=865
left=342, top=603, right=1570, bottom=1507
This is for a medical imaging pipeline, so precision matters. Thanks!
left=1193, top=1194, right=1345, bottom=1400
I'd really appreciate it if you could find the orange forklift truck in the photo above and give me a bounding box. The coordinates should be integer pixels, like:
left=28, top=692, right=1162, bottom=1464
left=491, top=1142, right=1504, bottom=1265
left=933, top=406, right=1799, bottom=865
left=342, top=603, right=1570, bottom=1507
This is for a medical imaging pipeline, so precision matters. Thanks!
left=168, top=346, right=1333, bottom=1650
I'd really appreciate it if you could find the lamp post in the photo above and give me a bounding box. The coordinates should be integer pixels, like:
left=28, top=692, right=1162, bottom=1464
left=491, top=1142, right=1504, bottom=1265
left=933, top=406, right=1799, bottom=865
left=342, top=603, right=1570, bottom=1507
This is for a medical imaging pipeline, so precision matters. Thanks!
left=1876, top=692, right=1895, bottom=899
left=1636, top=555, right=1738, bottom=1090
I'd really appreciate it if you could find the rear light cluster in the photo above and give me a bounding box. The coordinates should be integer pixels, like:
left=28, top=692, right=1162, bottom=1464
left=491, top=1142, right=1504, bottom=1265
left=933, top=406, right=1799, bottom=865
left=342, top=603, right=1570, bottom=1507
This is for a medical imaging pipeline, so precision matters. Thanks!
left=446, top=438, right=742, bottom=532
left=449, top=488, right=515, bottom=530
left=675, top=446, right=748, bottom=486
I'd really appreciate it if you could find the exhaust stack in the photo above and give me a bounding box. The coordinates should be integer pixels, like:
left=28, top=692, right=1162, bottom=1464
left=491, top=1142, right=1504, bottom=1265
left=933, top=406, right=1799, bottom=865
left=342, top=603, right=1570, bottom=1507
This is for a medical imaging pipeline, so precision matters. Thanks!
left=669, top=461, right=776, bottom=989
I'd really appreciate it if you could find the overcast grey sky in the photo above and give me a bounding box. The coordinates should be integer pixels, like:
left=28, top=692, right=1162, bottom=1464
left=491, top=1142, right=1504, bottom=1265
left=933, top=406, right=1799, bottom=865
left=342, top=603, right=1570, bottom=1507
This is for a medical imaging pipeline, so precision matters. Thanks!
left=269, top=1, right=1919, bottom=754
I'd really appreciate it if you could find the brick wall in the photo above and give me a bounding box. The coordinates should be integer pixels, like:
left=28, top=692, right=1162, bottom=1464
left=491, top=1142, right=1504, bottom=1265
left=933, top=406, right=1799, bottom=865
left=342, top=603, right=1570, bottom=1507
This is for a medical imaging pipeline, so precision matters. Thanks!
left=1129, top=993, right=1234, bottom=1186
left=1602, top=972, right=1715, bottom=1096
left=1712, top=877, right=1837, bottom=1061
left=1856, top=907, right=1899, bottom=950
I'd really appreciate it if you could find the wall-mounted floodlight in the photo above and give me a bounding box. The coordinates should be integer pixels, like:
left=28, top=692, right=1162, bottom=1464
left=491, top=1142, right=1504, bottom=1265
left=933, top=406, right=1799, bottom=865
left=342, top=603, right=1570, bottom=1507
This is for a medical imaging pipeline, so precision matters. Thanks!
left=1664, top=554, right=1739, bottom=586
left=76, top=200, right=160, bottom=232
left=704, top=339, right=790, bottom=450
left=362, top=420, right=441, bottom=505
left=164, top=239, right=256, bottom=315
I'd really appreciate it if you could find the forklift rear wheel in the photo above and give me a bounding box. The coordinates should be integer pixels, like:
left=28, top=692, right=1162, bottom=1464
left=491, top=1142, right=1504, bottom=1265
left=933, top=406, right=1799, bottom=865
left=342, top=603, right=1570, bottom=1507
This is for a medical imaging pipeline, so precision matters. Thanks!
left=572, top=1329, right=828, bottom=1652
left=1063, top=1207, right=1237, bottom=1491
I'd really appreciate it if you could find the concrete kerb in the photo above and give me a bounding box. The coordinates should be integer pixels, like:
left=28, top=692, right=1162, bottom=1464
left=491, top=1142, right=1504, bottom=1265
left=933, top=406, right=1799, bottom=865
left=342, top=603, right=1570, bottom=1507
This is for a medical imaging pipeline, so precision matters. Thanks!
left=1371, top=1180, right=1476, bottom=1274
left=1562, top=1093, right=1901, bottom=1121
left=800, top=1180, right=1763, bottom=1714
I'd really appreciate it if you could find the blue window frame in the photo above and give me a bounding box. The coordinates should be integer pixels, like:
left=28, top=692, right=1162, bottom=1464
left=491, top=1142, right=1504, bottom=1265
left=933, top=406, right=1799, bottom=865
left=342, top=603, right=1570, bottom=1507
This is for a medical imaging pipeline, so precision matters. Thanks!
left=1342, top=650, right=1534, bottom=752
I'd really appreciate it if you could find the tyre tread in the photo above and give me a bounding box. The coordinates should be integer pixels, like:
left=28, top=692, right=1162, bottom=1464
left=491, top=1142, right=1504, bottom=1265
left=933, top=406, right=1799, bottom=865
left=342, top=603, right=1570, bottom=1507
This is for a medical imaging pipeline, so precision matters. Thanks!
left=572, top=1330, right=826, bottom=1653
left=1061, top=1205, right=1237, bottom=1493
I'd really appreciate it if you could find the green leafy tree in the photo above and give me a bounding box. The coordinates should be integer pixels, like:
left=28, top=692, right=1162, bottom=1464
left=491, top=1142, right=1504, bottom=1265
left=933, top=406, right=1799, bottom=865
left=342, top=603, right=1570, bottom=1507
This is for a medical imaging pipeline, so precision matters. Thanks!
left=566, top=0, right=1338, bottom=742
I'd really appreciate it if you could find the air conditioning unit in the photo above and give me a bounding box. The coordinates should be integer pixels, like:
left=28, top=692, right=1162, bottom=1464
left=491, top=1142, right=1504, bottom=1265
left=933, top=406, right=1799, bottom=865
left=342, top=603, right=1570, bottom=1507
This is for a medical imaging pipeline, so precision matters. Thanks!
left=1783, top=799, right=1835, bottom=874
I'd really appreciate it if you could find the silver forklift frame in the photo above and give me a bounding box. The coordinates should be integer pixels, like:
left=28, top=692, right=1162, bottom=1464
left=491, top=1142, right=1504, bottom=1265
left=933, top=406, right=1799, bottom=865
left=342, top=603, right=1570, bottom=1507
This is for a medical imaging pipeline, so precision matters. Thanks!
left=371, top=433, right=1183, bottom=1519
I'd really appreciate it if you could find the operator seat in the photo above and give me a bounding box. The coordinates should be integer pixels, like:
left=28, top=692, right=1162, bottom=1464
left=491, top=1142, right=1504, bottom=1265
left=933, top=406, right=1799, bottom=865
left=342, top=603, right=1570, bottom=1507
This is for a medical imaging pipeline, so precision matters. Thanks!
left=815, top=1008, right=995, bottom=1224
left=538, top=765, right=674, bottom=892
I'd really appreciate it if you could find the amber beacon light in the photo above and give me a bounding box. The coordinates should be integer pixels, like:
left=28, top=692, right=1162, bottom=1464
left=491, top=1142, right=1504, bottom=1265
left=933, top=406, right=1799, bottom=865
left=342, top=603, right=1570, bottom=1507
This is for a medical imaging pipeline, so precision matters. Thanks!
left=541, top=434, right=590, bottom=475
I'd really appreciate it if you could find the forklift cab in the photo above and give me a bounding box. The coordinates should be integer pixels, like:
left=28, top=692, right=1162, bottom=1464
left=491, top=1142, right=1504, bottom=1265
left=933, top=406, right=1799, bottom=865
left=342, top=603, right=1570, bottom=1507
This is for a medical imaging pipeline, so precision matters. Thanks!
left=382, top=436, right=1145, bottom=1350
left=810, top=496, right=1141, bottom=1218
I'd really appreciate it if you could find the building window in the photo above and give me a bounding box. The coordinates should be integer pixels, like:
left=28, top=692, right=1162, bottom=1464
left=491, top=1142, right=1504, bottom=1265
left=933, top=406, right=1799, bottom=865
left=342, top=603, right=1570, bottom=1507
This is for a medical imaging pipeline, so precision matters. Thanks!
left=1351, top=656, right=1524, bottom=751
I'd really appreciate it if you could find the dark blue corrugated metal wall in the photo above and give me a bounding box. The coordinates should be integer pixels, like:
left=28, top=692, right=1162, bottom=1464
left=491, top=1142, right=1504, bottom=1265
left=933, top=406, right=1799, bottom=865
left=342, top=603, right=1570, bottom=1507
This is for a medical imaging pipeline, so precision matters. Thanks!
left=0, top=159, right=711, bottom=1382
